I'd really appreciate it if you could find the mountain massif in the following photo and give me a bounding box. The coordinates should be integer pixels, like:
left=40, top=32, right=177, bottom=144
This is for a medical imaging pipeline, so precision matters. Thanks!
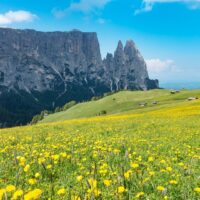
left=0, top=28, right=158, bottom=127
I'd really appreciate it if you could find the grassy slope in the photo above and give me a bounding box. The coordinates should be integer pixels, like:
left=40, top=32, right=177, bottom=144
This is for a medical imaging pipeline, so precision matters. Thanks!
left=41, top=89, right=200, bottom=123
left=1, top=92, right=200, bottom=199
left=1, top=90, right=200, bottom=199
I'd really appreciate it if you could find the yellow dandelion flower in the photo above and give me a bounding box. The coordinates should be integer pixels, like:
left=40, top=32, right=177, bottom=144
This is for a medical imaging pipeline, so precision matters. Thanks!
left=71, top=195, right=81, bottom=200
left=118, top=186, right=125, bottom=193
left=11, top=190, right=23, bottom=200
left=149, top=171, right=155, bottom=176
left=169, top=180, right=178, bottom=185
left=88, top=178, right=97, bottom=189
left=51, top=154, right=59, bottom=160
left=57, top=188, right=66, bottom=195
left=0, top=189, right=6, bottom=200
left=28, top=178, right=37, bottom=185
left=47, top=164, right=52, bottom=169
left=24, top=164, right=30, bottom=172
left=103, top=179, right=112, bottom=187
left=76, top=175, right=83, bottom=182
left=135, top=192, right=144, bottom=198
left=178, top=162, right=184, bottom=167
left=166, top=167, right=172, bottom=172
left=194, top=187, right=200, bottom=193
left=131, top=163, right=139, bottom=169
left=160, top=159, right=166, bottom=164
left=124, top=170, right=132, bottom=179
left=157, top=186, right=165, bottom=192
left=6, top=185, right=16, bottom=192
left=24, top=189, right=42, bottom=200
left=35, top=173, right=40, bottom=178
left=148, top=157, right=154, bottom=162
left=93, top=188, right=101, bottom=197
left=60, top=152, right=67, bottom=158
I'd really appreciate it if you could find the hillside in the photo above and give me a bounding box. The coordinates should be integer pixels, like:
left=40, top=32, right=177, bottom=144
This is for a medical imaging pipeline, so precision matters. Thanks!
left=41, top=89, right=200, bottom=123
left=0, top=89, right=200, bottom=199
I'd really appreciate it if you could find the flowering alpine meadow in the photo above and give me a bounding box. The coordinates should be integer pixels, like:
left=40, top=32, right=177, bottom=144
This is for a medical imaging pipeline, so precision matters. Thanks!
left=0, top=102, right=200, bottom=199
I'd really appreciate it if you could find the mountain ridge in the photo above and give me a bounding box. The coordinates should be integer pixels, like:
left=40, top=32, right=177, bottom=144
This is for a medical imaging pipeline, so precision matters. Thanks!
left=0, top=27, right=158, bottom=127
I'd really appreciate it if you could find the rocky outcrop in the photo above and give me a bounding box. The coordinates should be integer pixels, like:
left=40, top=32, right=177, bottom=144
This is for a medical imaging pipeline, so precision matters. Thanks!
left=0, top=28, right=158, bottom=127
left=103, top=40, right=158, bottom=91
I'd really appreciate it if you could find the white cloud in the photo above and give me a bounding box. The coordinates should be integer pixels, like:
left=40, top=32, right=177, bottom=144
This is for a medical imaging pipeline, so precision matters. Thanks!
left=146, top=58, right=175, bottom=73
left=97, top=17, right=110, bottom=24
left=0, top=10, right=37, bottom=25
left=53, top=0, right=112, bottom=18
left=135, top=0, right=200, bottom=14
left=68, top=0, right=112, bottom=13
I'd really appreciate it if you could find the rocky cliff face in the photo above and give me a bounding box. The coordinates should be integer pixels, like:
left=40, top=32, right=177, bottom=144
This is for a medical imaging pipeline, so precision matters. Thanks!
left=0, top=28, right=158, bottom=127
left=103, top=40, right=158, bottom=91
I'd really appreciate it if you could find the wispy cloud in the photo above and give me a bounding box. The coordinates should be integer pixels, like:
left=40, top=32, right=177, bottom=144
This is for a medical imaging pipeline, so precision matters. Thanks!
left=97, top=17, right=111, bottom=24
left=146, top=58, right=176, bottom=73
left=53, top=0, right=112, bottom=18
left=68, top=0, right=112, bottom=13
left=0, top=10, right=37, bottom=25
left=135, top=0, right=200, bottom=14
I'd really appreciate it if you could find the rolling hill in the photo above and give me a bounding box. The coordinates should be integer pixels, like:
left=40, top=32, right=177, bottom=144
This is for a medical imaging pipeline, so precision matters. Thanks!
left=0, top=89, right=200, bottom=199
left=41, top=89, right=200, bottom=123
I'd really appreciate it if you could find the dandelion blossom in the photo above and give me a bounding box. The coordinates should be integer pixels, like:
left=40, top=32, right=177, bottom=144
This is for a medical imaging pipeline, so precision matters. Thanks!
left=6, top=185, right=16, bottom=192
left=57, top=188, right=66, bottom=195
left=194, top=187, right=200, bottom=193
left=118, top=186, right=125, bottom=193
left=157, top=186, right=165, bottom=192
left=103, top=179, right=111, bottom=187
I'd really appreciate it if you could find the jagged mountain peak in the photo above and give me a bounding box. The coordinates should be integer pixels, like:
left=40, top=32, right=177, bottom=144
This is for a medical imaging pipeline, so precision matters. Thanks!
left=124, top=40, right=141, bottom=59
left=117, top=40, right=123, bottom=49
left=125, top=40, right=135, bottom=48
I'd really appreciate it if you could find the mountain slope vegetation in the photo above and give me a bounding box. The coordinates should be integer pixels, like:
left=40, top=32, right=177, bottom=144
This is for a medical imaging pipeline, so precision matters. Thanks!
left=41, top=89, right=200, bottom=123
left=0, top=89, right=200, bottom=199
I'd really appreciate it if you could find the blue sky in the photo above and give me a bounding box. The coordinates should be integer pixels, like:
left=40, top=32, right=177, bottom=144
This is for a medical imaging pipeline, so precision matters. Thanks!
left=0, top=0, right=200, bottom=84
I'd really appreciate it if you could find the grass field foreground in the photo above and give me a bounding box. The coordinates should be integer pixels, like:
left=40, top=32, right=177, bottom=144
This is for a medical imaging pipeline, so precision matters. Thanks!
left=0, top=90, right=200, bottom=199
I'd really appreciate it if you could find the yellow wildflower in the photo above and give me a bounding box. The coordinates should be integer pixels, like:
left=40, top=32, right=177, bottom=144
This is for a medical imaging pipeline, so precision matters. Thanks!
left=28, top=178, right=37, bottom=185
left=47, top=164, right=52, bottom=169
left=24, top=189, right=42, bottom=200
left=131, top=163, right=139, bottom=169
left=0, top=189, right=6, bottom=200
left=124, top=170, right=132, bottom=179
left=103, top=179, right=111, bottom=187
left=60, top=152, right=67, bottom=158
left=6, top=185, right=16, bottom=192
left=148, top=157, right=154, bottom=162
left=71, top=195, right=81, bottom=200
left=135, top=192, right=144, bottom=198
left=157, top=186, right=165, bottom=192
left=76, top=175, right=83, bottom=182
left=118, top=186, right=125, bottom=193
left=88, top=178, right=97, bottom=189
left=35, top=173, right=40, bottom=178
left=93, top=188, right=101, bottom=197
left=24, top=164, right=30, bottom=172
left=169, top=180, right=178, bottom=185
left=51, top=154, right=59, bottom=160
left=57, top=188, right=66, bottom=195
left=11, top=190, right=23, bottom=200
left=149, top=171, right=155, bottom=176
left=194, top=187, right=200, bottom=192
left=166, top=167, right=172, bottom=172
